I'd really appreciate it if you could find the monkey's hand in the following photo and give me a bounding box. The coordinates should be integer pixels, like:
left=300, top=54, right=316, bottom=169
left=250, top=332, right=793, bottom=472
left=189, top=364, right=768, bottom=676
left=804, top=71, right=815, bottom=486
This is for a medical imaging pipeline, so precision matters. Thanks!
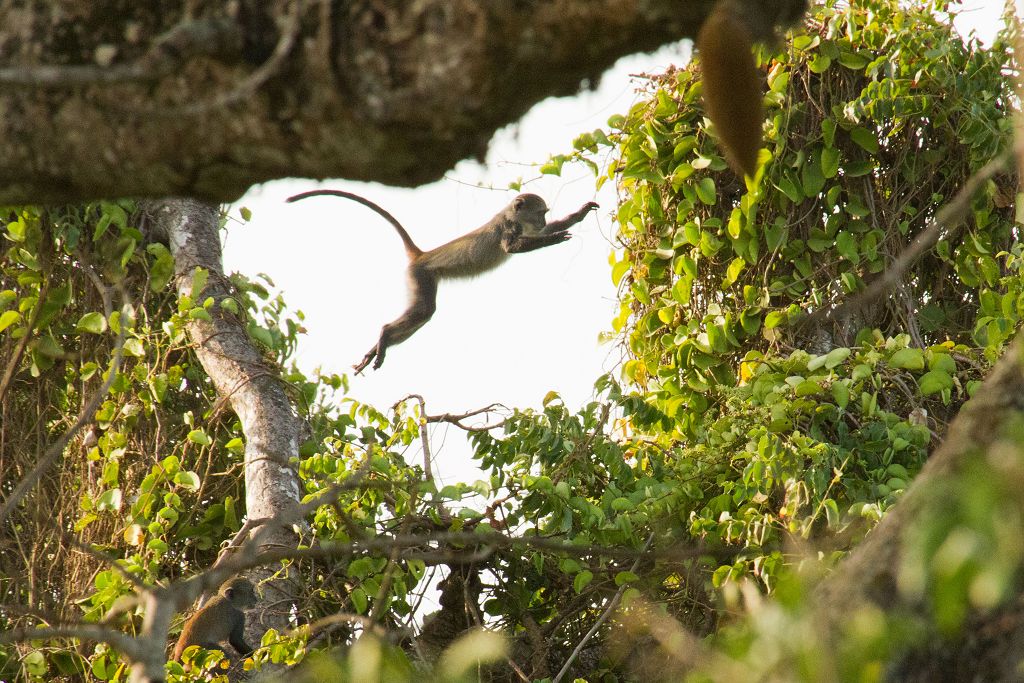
left=569, top=201, right=600, bottom=223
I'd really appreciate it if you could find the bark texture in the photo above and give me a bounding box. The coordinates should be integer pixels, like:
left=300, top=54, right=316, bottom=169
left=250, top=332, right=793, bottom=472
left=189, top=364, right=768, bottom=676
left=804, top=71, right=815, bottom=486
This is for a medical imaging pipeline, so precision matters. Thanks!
left=0, top=0, right=805, bottom=203
left=149, top=198, right=304, bottom=666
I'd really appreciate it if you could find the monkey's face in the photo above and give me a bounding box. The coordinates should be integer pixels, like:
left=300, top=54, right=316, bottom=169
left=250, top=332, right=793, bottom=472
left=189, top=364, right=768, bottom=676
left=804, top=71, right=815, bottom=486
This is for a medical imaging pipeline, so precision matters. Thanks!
left=222, top=579, right=259, bottom=609
left=512, top=193, right=548, bottom=234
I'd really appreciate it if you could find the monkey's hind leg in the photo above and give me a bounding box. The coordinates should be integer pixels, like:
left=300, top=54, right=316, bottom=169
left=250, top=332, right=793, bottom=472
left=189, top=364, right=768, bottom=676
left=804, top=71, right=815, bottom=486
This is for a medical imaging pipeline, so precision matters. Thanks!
left=353, top=266, right=438, bottom=373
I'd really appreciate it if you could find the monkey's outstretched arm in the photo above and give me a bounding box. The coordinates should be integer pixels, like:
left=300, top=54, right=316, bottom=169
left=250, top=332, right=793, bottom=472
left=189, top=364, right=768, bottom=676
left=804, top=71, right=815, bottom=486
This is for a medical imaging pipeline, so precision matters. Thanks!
left=541, top=201, right=599, bottom=234
left=502, top=231, right=571, bottom=254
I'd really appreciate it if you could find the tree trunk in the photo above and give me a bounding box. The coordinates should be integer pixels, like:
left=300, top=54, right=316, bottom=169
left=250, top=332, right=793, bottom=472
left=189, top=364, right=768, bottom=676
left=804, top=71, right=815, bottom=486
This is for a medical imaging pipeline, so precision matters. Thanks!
left=147, top=197, right=304, bottom=661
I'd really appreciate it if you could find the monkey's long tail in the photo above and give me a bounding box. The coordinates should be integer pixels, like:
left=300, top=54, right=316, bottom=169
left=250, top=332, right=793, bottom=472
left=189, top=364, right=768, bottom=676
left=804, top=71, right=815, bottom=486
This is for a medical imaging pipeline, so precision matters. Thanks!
left=286, top=189, right=423, bottom=258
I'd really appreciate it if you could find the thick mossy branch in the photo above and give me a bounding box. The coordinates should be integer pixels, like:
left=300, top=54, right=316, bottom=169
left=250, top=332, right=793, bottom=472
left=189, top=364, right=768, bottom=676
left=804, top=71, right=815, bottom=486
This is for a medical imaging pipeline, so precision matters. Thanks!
left=0, top=0, right=805, bottom=203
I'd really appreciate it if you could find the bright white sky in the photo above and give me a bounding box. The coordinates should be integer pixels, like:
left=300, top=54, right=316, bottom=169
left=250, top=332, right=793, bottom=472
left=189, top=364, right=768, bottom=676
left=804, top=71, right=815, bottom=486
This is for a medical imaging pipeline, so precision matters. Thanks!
left=224, top=3, right=1004, bottom=484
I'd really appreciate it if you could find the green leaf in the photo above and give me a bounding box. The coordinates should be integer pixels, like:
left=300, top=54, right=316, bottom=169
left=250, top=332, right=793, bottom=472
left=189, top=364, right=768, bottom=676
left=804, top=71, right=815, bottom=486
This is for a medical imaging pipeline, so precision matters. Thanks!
left=76, top=311, right=108, bottom=334
left=682, top=221, right=700, bottom=245
left=764, top=311, right=787, bottom=328
left=795, top=380, right=822, bottom=396
left=123, top=338, right=146, bottom=357
left=801, top=151, right=825, bottom=196
left=824, top=347, right=851, bottom=369
left=822, top=118, right=836, bottom=147
left=808, top=54, right=832, bottom=73
left=696, top=177, right=717, bottom=205
left=611, top=258, right=630, bottom=286
left=838, top=51, right=869, bottom=69
left=777, top=175, right=803, bottom=203
left=187, top=429, right=213, bottom=446
left=24, top=650, right=47, bottom=676
left=6, top=218, right=27, bottom=243
left=539, top=155, right=566, bottom=176
left=889, top=348, right=925, bottom=371
left=408, top=558, right=426, bottom=582
left=929, top=353, right=956, bottom=374
left=224, top=496, right=239, bottom=530
left=0, top=310, right=21, bottom=334
left=93, top=213, right=112, bottom=241
left=348, top=557, right=372, bottom=579
left=831, top=381, right=850, bottom=409
left=96, top=488, right=123, bottom=512
left=765, top=220, right=787, bottom=251
left=850, top=127, right=879, bottom=154
left=671, top=278, right=692, bottom=306
left=350, top=588, right=368, bottom=613
left=173, top=471, right=201, bottom=490
left=843, top=160, right=875, bottom=177
left=249, top=325, right=274, bottom=348
left=836, top=231, right=857, bottom=261
left=611, top=496, right=634, bottom=512
left=821, top=147, right=840, bottom=178
left=189, top=267, right=209, bottom=298
left=34, top=334, right=65, bottom=358
left=615, top=571, right=640, bottom=586
left=673, top=136, right=698, bottom=159
left=574, top=570, right=594, bottom=594
left=919, top=369, right=953, bottom=395
left=823, top=499, right=840, bottom=527
left=723, top=258, right=745, bottom=288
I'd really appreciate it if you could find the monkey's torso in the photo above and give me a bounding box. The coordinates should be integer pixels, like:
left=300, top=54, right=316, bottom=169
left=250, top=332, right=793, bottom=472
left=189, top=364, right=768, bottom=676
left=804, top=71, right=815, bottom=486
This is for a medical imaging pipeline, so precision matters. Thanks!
left=172, top=579, right=257, bottom=661
left=420, top=221, right=513, bottom=278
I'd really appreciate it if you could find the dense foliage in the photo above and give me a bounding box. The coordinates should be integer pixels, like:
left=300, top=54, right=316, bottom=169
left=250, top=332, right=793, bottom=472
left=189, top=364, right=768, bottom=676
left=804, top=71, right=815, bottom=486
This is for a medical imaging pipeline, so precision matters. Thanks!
left=585, top=0, right=1016, bottom=592
left=0, top=1, right=1017, bottom=682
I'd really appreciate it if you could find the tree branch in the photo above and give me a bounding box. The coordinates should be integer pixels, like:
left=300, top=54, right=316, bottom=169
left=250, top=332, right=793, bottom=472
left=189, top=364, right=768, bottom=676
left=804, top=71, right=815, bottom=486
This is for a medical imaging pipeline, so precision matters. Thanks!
left=0, top=0, right=807, bottom=203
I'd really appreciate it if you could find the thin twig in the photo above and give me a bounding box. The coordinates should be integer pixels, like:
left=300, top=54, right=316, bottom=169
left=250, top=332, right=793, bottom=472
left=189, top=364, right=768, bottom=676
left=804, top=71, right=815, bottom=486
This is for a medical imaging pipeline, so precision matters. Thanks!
left=399, top=394, right=434, bottom=481
left=423, top=400, right=511, bottom=432
left=552, top=533, right=656, bottom=683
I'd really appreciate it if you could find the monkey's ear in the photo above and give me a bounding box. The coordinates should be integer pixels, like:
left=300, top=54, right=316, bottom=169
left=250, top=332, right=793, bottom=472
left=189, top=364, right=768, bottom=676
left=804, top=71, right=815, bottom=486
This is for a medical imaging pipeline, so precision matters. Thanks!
left=513, top=195, right=527, bottom=209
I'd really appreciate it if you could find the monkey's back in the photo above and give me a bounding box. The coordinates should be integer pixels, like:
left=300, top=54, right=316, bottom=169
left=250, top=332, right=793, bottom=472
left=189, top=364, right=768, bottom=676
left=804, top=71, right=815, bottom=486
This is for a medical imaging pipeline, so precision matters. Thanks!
left=172, top=594, right=236, bottom=659
left=420, top=223, right=510, bottom=278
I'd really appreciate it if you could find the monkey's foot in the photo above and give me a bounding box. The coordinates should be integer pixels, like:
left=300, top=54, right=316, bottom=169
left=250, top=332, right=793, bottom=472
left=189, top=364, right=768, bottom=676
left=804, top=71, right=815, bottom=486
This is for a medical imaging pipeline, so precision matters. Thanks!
left=353, top=346, right=383, bottom=374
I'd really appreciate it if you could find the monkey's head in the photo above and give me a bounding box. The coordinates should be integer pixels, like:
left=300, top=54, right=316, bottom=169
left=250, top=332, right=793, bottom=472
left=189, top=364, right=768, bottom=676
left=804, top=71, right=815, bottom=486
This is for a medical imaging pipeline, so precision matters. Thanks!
left=511, top=193, right=548, bottom=233
left=220, top=578, right=258, bottom=610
